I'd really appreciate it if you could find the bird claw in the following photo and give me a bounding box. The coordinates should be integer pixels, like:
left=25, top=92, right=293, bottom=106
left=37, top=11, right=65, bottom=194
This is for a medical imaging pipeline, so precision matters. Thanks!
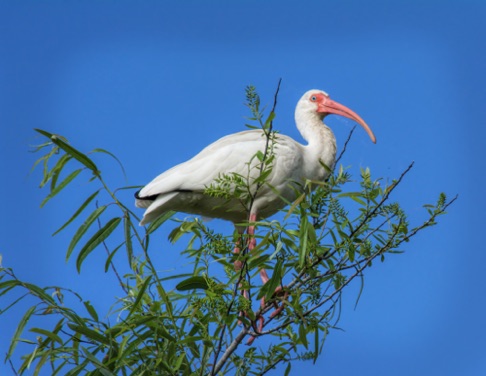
left=245, top=286, right=289, bottom=345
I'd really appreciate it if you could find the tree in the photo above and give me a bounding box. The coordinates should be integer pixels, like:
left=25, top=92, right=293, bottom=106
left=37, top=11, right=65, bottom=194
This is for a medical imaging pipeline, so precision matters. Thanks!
left=0, top=85, right=455, bottom=375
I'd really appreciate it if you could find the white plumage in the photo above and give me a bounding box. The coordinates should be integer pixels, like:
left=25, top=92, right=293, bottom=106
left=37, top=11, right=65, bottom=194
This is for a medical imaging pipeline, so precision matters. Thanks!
left=135, top=89, right=376, bottom=225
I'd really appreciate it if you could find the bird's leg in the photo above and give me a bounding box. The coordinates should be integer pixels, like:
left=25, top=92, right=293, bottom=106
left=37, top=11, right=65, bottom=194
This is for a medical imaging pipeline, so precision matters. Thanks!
left=233, top=227, right=249, bottom=304
left=233, top=227, right=245, bottom=271
left=245, top=211, right=289, bottom=345
left=247, top=212, right=257, bottom=250
left=249, top=213, right=286, bottom=309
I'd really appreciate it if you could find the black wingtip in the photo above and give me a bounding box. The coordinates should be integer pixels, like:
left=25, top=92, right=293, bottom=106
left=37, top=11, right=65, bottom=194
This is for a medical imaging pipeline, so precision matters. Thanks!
left=134, top=189, right=158, bottom=201
left=134, top=189, right=142, bottom=199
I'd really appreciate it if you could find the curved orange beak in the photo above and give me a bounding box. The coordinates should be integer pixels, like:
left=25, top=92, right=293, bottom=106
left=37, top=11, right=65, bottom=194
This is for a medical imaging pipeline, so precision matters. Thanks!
left=318, top=96, right=376, bottom=144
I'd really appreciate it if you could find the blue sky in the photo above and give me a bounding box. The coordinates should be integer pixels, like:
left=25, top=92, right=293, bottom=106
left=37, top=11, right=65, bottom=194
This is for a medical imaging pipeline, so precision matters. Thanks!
left=1, top=1, right=485, bottom=375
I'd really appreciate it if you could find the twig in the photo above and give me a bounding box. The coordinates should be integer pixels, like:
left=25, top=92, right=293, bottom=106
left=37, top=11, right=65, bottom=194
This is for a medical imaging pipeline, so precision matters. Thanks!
left=252, top=78, right=282, bottom=200
left=335, top=126, right=356, bottom=166
left=210, top=259, right=249, bottom=375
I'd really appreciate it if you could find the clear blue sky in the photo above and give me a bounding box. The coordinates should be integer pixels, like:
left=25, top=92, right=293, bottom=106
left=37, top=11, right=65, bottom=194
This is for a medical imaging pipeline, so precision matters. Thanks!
left=1, top=1, right=485, bottom=375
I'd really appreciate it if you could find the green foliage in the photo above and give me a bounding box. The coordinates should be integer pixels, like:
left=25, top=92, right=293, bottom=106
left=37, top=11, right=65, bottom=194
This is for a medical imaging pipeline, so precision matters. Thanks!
left=0, top=86, right=456, bottom=375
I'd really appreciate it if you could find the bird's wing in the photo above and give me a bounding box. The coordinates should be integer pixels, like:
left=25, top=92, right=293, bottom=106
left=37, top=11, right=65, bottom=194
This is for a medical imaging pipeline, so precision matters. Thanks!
left=137, top=130, right=272, bottom=199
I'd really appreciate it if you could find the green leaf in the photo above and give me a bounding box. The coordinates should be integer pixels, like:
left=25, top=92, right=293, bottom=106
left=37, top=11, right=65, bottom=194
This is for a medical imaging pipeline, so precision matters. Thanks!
left=146, top=210, right=174, bottom=235
left=299, top=323, right=308, bottom=349
left=253, top=168, right=272, bottom=184
left=248, top=254, right=270, bottom=270
left=168, top=220, right=198, bottom=243
left=348, top=242, right=356, bottom=262
left=0, top=280, right=20, bottom=298
left=48, top=153, right=72, bottom=189
left=127, top=276, right=152, bottom=319
left=33, top=351, right=50, bottom=375
left=299, top=216, right=309, bottom=267
left=76, top=217, right=121, bottom=273
left=285, top=193, right=305, bottom=220
left=67, top=323, right=111, bottom=346
left=264, top=111, right=276, bottom=128
left=123, top=213, right=133, bottom=266
left=83, top=301, right=99, bottom=322
left=176, top=276, right=209, bottom=291
left=174, top=352, right=186, bottom=371
left=29, top=327, right=63, bottom=345
left=92, top=148, right=127, bottom=179
left=284, top=363, right=292, bottom=376
left=259, top=258, right=283, bottom=300
left=24, top=282, right=56, bottom=304
left=40, top=169, right=82, bottom=208
left=66, top=205, right=107, bottom=261
left=104, top=242, right=124, bottom=272
left=7, top=306, right=36, bottom=359
left=255, top=150, right=265, bottom=162
left=34, top=129, right=99, bottom=173
left=53, top=190, right=100, bottom=236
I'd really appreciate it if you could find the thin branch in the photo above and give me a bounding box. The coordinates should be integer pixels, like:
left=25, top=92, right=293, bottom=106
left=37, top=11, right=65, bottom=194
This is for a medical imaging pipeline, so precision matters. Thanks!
left=250, top=78, right=282, bottom=205
left=335, top=125, right=356, bottom=166
left=210, top=258, right=249, bottom=375
left=96, top=209, right=128, bottom=294
left=260, top=356, right=289, bottom=375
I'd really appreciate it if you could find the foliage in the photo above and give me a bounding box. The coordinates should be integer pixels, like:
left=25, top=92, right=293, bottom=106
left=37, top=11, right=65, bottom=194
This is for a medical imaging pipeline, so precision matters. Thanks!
left=0, top=85, right=456, bottom=375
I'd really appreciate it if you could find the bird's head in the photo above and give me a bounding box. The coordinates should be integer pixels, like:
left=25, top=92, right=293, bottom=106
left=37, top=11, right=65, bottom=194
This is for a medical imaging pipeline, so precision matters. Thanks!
left=299, top=89, right=376, bottom=144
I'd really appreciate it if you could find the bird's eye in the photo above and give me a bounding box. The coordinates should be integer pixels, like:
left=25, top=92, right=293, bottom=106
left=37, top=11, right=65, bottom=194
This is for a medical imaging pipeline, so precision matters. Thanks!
left=311, top=95, right=317, bottom=102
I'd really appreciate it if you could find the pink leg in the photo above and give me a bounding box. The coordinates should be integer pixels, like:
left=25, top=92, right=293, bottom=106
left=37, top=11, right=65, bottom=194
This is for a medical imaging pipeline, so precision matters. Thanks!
left=233, top=227, right=249, bottom=305
left=233, top=227, right=245, bottom=271
left=245, top=211, right=289, bottom=345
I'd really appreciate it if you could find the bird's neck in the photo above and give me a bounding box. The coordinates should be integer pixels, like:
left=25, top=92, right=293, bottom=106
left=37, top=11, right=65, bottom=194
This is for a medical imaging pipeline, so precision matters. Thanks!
left=295, top=111, right=337, bottom=169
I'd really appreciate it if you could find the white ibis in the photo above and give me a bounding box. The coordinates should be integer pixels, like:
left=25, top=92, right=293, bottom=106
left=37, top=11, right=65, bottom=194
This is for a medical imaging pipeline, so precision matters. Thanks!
left=135, top=89, right=375, bottom=224
left=135, top=89, right=376, bottom=337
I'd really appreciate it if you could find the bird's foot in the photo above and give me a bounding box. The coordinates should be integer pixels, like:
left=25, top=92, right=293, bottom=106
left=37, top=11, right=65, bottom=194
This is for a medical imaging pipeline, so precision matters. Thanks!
left=245, top=285, right=289, bottom=345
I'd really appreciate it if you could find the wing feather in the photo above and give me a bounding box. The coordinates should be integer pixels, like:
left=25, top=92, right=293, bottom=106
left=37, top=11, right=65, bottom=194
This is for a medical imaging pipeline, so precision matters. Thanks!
left=138, top=130, right=268, bottom=198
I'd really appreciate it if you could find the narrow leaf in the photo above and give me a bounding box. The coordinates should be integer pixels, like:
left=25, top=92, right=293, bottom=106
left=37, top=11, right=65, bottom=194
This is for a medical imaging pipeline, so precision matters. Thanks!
left=53, top=190, right=100, bottom=236
left=83, top=301, right=99, bottom=322
left=24, top=283, right=56, bottom=304
left=285, top=193, right=305, bottom=220
left=123, top=213, right=133, bottom=266
left=67, top=323, right=111, bottom=345
left=76, top=217, right=121, bottom=273
left=40, top=169, right=82, bottom=208
left=299, top=323, right=308, bottom=349
left=7, top=306, right=36, bottom=359
left=34, top=129, right=99, bottom=173
left=29, top=327, right=63, bottom=345
left=104, top=243, right=124, bottom=273
left=284, top=363, right=291, bottom=376
left=127, top=276, right=152, bottom=319
left=176, top=276, right=209, bottom=291
left=66, top=206, right=106, bottom=261
left=92, top=148, right=127, bottom=179
left=146, top=210, right=174, bottom=234
left=50, top=153, right=73, bottom=191
left=263, top=259, right=283, bottom=301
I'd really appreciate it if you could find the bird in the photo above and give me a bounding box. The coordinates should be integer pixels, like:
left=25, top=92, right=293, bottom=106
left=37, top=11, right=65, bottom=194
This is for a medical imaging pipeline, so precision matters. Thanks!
left=135, top=89, right=376, bottom=226
left=135, top=89, right=376, bottom=340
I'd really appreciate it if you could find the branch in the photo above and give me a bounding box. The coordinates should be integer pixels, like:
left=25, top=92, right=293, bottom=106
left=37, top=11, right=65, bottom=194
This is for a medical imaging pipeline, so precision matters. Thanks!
left=212, top=326, right=250, bottom=375
left=335, top=125, right=356, bottom=166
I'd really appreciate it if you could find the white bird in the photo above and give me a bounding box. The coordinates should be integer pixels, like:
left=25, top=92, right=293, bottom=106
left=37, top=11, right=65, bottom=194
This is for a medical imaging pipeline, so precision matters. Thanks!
left=135, top=89, right=376, bottom=225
